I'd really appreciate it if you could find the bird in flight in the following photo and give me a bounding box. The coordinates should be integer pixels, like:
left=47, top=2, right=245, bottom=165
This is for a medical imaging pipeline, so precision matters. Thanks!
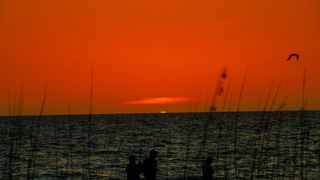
left=287, top=53, right=299, bottom=61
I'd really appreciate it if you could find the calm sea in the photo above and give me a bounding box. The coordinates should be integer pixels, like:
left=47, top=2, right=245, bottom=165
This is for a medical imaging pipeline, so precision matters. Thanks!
left=0, top=111, right=319, bottom=179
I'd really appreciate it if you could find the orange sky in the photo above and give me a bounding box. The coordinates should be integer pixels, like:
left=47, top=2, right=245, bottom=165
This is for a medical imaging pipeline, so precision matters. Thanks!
left=0, top=0, right=320, bottom=115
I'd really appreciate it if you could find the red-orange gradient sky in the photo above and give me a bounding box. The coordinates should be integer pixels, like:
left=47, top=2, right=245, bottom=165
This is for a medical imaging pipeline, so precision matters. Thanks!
left=0, top=0, right=320, bottom=115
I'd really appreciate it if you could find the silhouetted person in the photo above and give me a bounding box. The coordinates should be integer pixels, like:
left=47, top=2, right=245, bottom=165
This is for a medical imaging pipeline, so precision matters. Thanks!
left=202, top=157, right=213, bottom=180
left=125, top=155, right=142, bottom=180
left=142, top=150, right=158, bottom=180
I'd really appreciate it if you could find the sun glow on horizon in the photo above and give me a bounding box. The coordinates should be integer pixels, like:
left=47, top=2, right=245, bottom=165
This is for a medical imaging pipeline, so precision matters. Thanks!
left=124, top=97, right=191, bottom=105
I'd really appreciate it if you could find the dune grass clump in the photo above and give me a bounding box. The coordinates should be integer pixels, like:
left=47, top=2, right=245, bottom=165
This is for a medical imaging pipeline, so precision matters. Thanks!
left=4, top=85, right=24, bottom=179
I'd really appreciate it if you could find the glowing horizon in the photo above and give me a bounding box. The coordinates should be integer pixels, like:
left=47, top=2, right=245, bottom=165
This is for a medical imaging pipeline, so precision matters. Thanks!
left=124, top=97, right=192, bottom=105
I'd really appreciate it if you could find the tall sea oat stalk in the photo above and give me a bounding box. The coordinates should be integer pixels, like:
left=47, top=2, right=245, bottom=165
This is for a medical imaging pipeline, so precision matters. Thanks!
left=201, top=69, right=227, bottom=158
left=218, top=78, right=231, bottom=178
left=27, top=83, right=48, bottom=180
left=67, top=103, right=74, bottom=179
left=318, top=133, right=320, bottom=180
left=233, top=70, right=247, bottom=179
left=183, top=112, right=192, bottom=180
left=6, top=86, right=24, bottom=179
left=299, top=69, right=307, bottom=179
left=55, top=118, right=61, bottom=178
left=87, top=67, right=94, bottom=179
left=270, top=94, right=288, bottom=178
left=260, top=80, right=282, bottom=176
left=254, top=80, right=275, bottom=175
left=183, top=92, right=200, bottom=179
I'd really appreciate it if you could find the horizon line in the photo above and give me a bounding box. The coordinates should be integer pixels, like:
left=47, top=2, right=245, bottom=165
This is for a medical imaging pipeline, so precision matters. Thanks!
left=1, top=109, right=319, bottom=118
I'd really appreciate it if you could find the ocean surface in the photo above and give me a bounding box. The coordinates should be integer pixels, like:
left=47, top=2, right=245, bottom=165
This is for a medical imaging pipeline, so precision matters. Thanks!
left=0, top=111, right=320, bottom=179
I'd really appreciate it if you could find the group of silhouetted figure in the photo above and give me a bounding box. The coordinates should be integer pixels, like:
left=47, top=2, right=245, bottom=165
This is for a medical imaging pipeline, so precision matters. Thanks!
left=125, top=149, right=214, bottom=180
left=125, top=150, right=158, bottom=180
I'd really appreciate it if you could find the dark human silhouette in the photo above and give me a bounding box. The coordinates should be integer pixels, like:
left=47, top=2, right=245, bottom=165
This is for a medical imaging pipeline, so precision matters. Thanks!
left=202, top=157, right=214, bottom=180
left=142, top=150, right=158, bottom=180
left=287, top=53, right=299, bottom=61
left=125, top=155, right=142, bottom=180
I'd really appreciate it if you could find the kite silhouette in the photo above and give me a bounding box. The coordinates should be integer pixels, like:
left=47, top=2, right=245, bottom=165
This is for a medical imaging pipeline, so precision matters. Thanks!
left=287, top=53, right=299, bottom=61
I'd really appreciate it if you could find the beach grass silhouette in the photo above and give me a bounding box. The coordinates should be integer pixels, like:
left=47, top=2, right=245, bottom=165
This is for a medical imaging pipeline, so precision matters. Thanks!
left=1, top=69, right=319, bottom=179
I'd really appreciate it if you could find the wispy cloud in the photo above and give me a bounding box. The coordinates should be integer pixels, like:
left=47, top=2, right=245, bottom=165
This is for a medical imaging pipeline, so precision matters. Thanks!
left=124, top=97, right=192, bottom=105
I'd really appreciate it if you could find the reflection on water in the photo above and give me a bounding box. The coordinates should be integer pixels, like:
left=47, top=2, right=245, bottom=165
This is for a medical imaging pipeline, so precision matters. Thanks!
left=0, top=111, right=319, bottom=179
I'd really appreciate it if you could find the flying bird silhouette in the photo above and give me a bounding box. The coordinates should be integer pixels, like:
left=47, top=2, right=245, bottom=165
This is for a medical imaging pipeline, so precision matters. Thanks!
left=287, top=53, right=299, bottom=61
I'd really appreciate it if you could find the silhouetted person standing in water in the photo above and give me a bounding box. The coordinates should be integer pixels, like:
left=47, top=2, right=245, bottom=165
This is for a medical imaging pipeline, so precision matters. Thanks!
left=202, top=157, right=214, bottom=180
left=142, top=150, right=158, bottom=180
left=125, top=155, right=142, bottom=180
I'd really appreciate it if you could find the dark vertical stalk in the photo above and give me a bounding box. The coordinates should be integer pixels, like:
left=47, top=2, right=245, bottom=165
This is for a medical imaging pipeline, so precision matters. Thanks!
left=6, top=88, right=15, bottom=180
left=292, top=136, right=298, bottom=179
left=165, top=115, right=172, bottom=180
left=318, top=133, right=320, bottom=180
left=200, top=69, right=228, bottom=178
left=269, top=80, right=282, bottom=112
left=138, top=125, right=144, bottom=163
left=67, top=103, right=74, bottom=179
left=261, top=80, right=282, bottom=177
left=270, top=95, right=288, bottom=179
left=233, top=70, right=247, bottom=179
left=221, top=79, right=232, bottom=113
left=272, top=112, right=282, bottom=179
left=200, top=88, right=211, bottom=162
left=183, top=92, right=200, bottom=180
left=5, top=85, right=24, bottom=180
left=13, top=89, right=17, bottom=118
left=8, top=88, right=12, bottom=117
left=223, top=143, right=228, bottom=180
left=113, top=139, right=123, bottom=179
left=255, top=80, right=275, bottom=175
left=219, top=78, right=231, bottom=178
left=87, top=67, right=94, bottom=179
left=55, top=119, right=60, bottom=178
left=183, top=114, right=192, bottom=180
left=225, top=93, right=233, bottom=180
left=11, top=86, right=24, bottom=177
left=27, top=83, right=48, bottom=180
left=299, top=69, right=306, bottom=180
left=249, top=97, right=271, bottom=180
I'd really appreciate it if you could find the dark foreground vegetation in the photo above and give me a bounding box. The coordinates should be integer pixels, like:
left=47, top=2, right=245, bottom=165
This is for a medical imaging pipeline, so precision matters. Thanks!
left=1, top=111, right=320, bottom=179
